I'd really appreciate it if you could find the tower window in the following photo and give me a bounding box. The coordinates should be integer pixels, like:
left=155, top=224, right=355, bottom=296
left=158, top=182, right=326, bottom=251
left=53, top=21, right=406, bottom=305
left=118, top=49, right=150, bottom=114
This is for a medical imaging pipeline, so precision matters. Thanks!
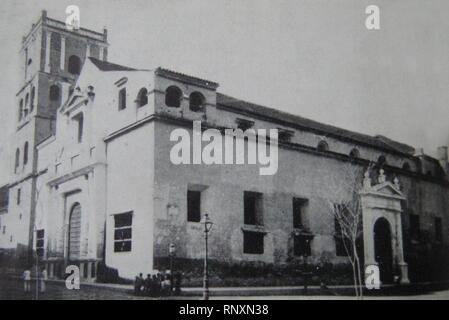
left=17, top=188, right=21, bottom=205
left=68, top=55, right=81, bottom=75
left=189, top=92, right=205, bottom=112
left=118, top=88, right=127, bottom=110
left=137, top=88, right=148, bottom=108
left=165, top=86, right=182, bottom=108
left=30, top=87, right=35, bottom=112
left=14, top=148, right=20, bottom=173
left=49, top=85, right=60, bottom=101
left=23, top=142, right=29, bottom=165
left=19, top=99, right=24, bottom=121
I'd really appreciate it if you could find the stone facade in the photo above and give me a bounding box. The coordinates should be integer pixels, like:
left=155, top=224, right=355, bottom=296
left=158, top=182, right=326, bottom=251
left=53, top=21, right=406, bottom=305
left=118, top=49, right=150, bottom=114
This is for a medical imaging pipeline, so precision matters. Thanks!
left=0, top=11, right=448, bottom=284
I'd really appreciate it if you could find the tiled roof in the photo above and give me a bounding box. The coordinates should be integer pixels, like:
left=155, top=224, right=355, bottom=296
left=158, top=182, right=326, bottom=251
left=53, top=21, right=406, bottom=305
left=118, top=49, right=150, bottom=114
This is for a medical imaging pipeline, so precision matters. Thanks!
left=89, top=57, right=137, bottom=72
left=216, top=93, right=415, bottom=156
left=155, top=68, right=219, bottom=90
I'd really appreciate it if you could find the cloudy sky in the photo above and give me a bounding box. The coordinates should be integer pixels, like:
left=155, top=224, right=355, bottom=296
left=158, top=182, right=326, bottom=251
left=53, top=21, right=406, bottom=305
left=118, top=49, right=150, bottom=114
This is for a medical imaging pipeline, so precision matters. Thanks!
left=1, top=0, right=448, bottom=181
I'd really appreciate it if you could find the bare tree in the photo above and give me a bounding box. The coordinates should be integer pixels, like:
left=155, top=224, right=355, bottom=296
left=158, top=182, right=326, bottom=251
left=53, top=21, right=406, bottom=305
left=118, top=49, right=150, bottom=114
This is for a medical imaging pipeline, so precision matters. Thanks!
left=325, top=162, right=373, bottom=298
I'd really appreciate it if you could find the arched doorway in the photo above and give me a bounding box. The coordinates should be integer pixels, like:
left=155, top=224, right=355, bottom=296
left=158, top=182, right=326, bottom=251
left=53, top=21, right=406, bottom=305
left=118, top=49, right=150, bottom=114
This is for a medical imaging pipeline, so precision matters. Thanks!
left=374, top=218, right=394, bottom=283
left=68, top=203, right=82, bottom=261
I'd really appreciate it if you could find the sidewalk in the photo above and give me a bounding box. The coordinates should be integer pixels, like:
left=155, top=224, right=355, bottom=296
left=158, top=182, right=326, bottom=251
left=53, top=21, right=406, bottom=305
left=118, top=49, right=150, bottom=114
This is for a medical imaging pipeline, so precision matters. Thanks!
left=8, top=273, right=449, bottom=297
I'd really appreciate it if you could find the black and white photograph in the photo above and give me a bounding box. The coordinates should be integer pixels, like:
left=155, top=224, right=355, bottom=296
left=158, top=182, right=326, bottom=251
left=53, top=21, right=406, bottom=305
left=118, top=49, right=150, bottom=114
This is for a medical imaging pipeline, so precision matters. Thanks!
left=0, top=0, right=449, bottom=305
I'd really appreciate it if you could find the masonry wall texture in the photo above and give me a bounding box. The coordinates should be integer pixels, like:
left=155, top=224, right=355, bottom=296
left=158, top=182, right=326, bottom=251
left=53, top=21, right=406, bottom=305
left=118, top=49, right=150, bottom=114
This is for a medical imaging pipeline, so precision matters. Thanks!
left=1, top=11, right=448, bottom=284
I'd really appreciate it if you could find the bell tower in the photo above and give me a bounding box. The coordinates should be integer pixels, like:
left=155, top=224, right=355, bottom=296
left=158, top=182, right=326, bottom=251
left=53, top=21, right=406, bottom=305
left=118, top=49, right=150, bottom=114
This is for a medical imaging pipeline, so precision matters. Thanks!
left=0, top=10, right=108, bottom=260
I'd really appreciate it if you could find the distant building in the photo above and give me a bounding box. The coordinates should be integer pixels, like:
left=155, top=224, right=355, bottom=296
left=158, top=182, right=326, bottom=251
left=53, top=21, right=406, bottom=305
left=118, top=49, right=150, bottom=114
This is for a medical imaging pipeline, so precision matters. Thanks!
left=0, top=11, right=448, bottom=284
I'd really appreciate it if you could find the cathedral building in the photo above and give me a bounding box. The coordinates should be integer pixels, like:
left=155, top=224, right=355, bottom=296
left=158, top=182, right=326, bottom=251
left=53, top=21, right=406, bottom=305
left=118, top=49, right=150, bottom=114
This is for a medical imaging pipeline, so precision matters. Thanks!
left=0, top=11, right=448, bottom=284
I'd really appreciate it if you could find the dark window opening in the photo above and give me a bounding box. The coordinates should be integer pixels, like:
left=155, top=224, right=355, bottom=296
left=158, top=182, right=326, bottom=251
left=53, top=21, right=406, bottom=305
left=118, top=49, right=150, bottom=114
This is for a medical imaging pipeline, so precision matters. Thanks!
left=435, top=217, right=443, bottom=242
left=293, top=198, right=308, bottom=229
left=118, top=88, right=126, bottom=110
left=68, top=55, right=81, bottom=75
left=317, top=140, right=329, bottom=152
left=187, top=190, right=201, bottom=222
left=73, top=113, right=84, bottom=143
left=244, top=191, right=263, bottom=226
left=17, top=188, right=21, bottom=205
left=278, top=129, right=294, bottom=143
left=189, top=92, right=205, bottom=111
left=236, top=118, right=255, bottom=131
left=137, top=88, right=148, bottom=108
left=49, top=85, right=60, bottom=101
left=23, top=142, right=29, bottom=165
left=409, top=214, right=420, bottom=240
left=27, top=58, right=32, bottom=66
left=30, top=87, right=35, bottom=112
left=377, top=155, right=386, bottom=166
left=294, top=235, right=312, bottom=256
left=114, top=212, right=132, bottom=252
left=19, top=99, right=23, bottom=121
left=349, top=148, right=360, bottom=159
left=14, top=148, right=20, bottom=173
left=243, top=231, right=264, bottom=254
left=165, top=86, right=182, bottom=108
left=402, top=162, right=411, bottom=171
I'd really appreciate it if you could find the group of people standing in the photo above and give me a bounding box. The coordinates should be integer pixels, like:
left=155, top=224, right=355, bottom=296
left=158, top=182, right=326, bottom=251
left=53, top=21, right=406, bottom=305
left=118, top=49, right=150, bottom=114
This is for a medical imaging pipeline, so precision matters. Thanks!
left=23, top=267, right=47, bottom=293
left=134, top=271, right=182, bottom=297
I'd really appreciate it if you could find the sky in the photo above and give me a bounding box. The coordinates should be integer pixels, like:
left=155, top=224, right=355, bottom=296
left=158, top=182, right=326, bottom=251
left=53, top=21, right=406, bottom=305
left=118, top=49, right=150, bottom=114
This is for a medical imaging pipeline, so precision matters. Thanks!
left=1, top=0, right=449, bottom=181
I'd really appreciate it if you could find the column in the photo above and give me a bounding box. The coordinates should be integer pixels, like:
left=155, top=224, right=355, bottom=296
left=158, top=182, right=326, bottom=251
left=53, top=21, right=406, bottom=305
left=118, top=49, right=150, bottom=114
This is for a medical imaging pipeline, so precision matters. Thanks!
left=60, top=36, right=66, bottom=71
left=99, top=47, right=104, bottom=61
left=395, top=212, right=410, bottom=284
left=45, top=31, right=51, bottom=73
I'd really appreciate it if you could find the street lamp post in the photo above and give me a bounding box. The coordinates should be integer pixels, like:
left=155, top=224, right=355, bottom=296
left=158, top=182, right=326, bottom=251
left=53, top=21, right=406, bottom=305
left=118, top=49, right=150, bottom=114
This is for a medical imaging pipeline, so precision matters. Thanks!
left=201, top=213, right=213, bottom=300
left=169, top=243, right=176, bottom=294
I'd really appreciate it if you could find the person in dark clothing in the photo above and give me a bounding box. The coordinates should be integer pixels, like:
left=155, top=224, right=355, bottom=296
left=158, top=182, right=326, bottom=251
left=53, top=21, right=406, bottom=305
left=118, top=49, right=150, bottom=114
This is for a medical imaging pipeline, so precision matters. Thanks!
left=150, top=274, right=160, bottom=297
left=144, top=274, right=152, bottom=296
left=134, top=273, right=144, bottom=295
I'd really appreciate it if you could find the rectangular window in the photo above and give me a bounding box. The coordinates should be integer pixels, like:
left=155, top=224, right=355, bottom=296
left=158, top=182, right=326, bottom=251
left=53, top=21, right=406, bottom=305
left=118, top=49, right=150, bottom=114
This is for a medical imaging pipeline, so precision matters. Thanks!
left=73, top=113, right=84, bottom=143
left=243, top=231, right=264, bottom=254
left=187, top=190, right=201, bottom=222
left=293, top=198, right=308, bottom=229
left=244, top=191, right=263, bottom=226
left=36, top=229, right=44, bottom=257
left=435, top=217, right=443, bottom=242
left=409, top=214, right=420, bottom=240
left=334, top=215, right=349, bottom=257
left=114, top=212, right=132, bottom=252
left=17, top=188, right=21, bottom=205
left=118, top=88, right=126, bottom=110
left=294, top=235, right=312, bottom=257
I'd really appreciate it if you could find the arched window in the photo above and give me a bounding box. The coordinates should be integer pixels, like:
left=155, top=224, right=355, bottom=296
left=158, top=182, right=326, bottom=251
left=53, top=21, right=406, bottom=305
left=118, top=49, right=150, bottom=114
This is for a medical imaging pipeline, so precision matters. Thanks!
left=137, top=88, right=148, bottom=108
left=402, top=162, right=411, bottom=171
left=23, top=142, right=29, bottom=165
left=68, top=55, right=81, bottom=75
left=189, top=91, right=205, bottom=112
left=377, top=155, right=386, bottom=166
left=317, top=140, right=329, bottom=152
left=49, top=85, right=60, bottom=101
left=25, top=93, right=29, bottom=107
left=30, top=87, right=35, bottom=112
left=165, top=86, right=182, bottom=108
left=68, top=203, right=82, bottom=260
left=349, top=148, right=360, bottom=159
left=14, top=148, right=20, bottom=173
left=19, top=99, right=24, bottom=121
